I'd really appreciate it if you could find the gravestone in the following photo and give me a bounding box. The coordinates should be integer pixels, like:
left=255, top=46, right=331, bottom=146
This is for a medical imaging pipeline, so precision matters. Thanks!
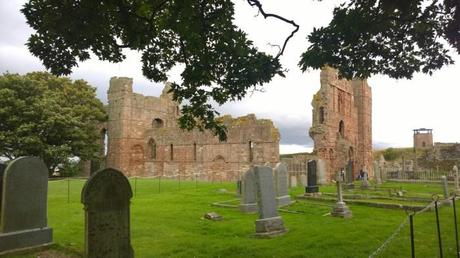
left=236, top=180, right=242, bottom=197
left=300, top=174, right=307, bottom=186
left=274, top=163, right=291, bottom=207
left=373, top=161, right=382, bottom=185
left=441, top=175, right=449, bottom=199
left=81, top=168, right=134, bottom=258
left=331, top=171, right=352, bottom=218
left=317, top=159, right=327, bottom=185
left=453, top=165, right=459, bottom=194
left=0, top=163, right=6, bottom=212
left=305, top=160, right=320, bottom=195
left=253, top=166, right=286, bottom=237
left=290, top=175, right=297, bottom=188
left=345, top=161, right=354, bottom=189
left=239, top=168, right=258, bottom=213
left=0, top=157, right=53, bottom=255
left=361, top=171, right=369, bottom=189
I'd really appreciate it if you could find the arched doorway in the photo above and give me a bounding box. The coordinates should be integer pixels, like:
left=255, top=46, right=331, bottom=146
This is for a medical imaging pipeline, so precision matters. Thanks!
left=211, top=155, right=226, bottom=182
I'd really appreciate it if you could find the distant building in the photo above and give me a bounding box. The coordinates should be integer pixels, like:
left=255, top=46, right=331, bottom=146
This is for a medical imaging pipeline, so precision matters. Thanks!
left=413, top=128, right=433, bottom=148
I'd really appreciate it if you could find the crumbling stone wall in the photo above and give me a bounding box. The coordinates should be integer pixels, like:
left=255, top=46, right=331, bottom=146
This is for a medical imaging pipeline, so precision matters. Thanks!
left=104, top=77, right=280, bottom=181
left=309, top=67, right=373, bottom=182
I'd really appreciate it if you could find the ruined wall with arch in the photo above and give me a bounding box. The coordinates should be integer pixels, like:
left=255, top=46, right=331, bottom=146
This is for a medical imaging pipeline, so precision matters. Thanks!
left=103, top=77, right=280, bottom=181
left=309, top=67, right=373, bottom=182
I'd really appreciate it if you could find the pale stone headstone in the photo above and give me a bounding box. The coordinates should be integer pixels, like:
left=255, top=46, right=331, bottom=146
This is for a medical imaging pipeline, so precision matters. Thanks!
left=331, top=171, right=352, bottom=218
left=253, top=166, right=286, bottom=237
left=300, top=174, right=307, bottom=186
left=373, top=161, right=382, bottom=185
left=317, top=159, right=327, bottom=185
left=441, top=175, right=449, bottom=199
left=361, top=171, right=370, bottom=189
left=239, top=168, right=258, bottom=213
left=453, top=165, right=459, bottom=194
left=305, top=160, right=320, bottom=195
left=0, top=157, right=53, bottom=255
left=81, top=168, right=134, bottom=258
left=274, top=163, right=291, bottom=207
left=290, top=175, right=297, bottom=188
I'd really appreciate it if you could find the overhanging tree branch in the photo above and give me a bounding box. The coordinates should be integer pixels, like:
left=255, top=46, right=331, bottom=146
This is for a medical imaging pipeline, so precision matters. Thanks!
left=247, top=0, right=299, bottom=59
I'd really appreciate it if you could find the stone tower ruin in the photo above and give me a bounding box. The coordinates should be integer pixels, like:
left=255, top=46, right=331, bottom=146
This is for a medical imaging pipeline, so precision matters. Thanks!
left=103, top=77, right=280, bottom=181
left=413, top=128, right=433, bottom=148
left=309, top=67, right=373, bottom=182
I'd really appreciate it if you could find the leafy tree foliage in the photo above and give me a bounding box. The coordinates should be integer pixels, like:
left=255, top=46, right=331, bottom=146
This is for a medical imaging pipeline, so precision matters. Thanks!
left=22, top=0, right=458, bottom=139
left=300, top=0, right=459, bottom=79
left=0, top=72, right=107, bottom=175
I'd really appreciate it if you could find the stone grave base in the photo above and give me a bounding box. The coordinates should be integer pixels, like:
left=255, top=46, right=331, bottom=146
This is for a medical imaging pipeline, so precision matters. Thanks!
left=239, top=203, right=258, bottom=213
left=331, top=202, right=352, bottom=219
left=345, top=183, right=355, bottom=190
left=0, top=227, right=53, bottom=255
left=276, top=195, right=291, bottom=207
left=254, top=216, right=287, bottom=238
left=304, top=192, right=322, bottom=197
left=305, top=185, right=320, bottom=194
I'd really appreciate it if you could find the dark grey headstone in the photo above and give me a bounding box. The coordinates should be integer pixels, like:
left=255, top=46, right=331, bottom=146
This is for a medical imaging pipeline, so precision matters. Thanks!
left=345, top=161, right=354, bottom=189
left=306, top=160, right=319, bottom=193
left=0, top=157, right=53, bottom=254
left=0, top=163, right=6, bottom=211
left=239, top=168, right=258, bottom=213
left=81, top=168, right=134, bottom=258
left=253, top=166, right=286, bottom=237
left=274, top=163, right=291, bottom=207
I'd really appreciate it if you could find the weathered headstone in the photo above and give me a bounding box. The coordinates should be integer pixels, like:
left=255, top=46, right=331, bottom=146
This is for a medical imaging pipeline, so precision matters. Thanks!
left=345, top=161, right=354, bottom=189
left=453, top=165, right=459, bottom=194
left=254, top=166, right=286, bottom=237
left=361, top=171, right=369, bottom=189
left=239, top=168, right=258, bottom=213
left=290, top=175, right=297, bottom=188
left=331, top=171, right=352, bottom=218
left=441, top=175, right=449, bottom=199
left=0, top=157, right=53, bottom=255
left=81, top=168, right=134, bottom=258
left=300, top=174, right=307, bottom=186
left=0, top=163, right=6, bottom=212
left=317, top=159, right=327, bottom=185
left=305, top=160, right=320, bottom=195
left=274, top=163, right=291, bottom=207
left=373, top=161, right=382, bottom=185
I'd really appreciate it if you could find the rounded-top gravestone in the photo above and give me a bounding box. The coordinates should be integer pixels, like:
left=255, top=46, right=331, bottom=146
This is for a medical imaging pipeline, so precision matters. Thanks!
left=81, top=167, right=134, bottom=258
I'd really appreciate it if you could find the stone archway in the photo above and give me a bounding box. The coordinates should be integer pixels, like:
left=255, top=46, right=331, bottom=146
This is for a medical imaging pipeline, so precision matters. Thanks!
left=211, top=155, right=226, bottom=182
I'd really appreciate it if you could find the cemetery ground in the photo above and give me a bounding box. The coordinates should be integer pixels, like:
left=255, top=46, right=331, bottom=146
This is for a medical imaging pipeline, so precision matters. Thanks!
left=6, top=178, right=460, bottom=258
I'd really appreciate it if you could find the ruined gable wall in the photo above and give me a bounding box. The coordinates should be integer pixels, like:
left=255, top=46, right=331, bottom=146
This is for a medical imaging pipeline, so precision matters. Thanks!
left=309, top=67, right=373, bottom=181
left=105, top=77, right=280, bottom=180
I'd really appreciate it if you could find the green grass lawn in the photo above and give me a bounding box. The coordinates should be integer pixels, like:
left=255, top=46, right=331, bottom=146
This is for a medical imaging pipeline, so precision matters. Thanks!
left=6, top=179, right=460, bottom=258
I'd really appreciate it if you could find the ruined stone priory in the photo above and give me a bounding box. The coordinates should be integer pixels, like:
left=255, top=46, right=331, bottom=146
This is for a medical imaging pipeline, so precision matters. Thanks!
left=103, top=77, right=280, bottom=180
left=309, top=67, right=373, bottom=182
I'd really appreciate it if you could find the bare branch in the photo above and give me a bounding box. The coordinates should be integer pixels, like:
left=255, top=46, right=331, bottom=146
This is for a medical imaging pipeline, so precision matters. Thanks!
left=247, top=0, right=299, bottom=59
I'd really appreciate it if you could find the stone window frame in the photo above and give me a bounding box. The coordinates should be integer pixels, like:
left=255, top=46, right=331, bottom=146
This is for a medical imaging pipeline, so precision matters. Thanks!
left=249, top=141, right=254, bottom=162
left=193, top=142, right=197, bottom=162
left=152, top=118, right=164, bottom=128
left=339, top=120, right=345, bottom=137
left=170, top=144, right=174, bottom=161
left=148, top=138, right=156, bottom=160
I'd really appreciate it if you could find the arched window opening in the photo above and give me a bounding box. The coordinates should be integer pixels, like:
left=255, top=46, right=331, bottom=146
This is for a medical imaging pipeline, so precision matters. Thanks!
left=148, top=138, right=156, bottom=160
left=101, top=128, right=108, bottom=156
left=249, top=141, right=254, bottom=162
left=422, top=142, right=426, bottom=147
left=170, top=144, right=174, bottom=161
left=339, top=120, right=345, bottom=137
left=319, top=106, right=325, bottom=124
left=193, top=142, right=197, bottom=161
left=152, top=118, right=164, bottom=128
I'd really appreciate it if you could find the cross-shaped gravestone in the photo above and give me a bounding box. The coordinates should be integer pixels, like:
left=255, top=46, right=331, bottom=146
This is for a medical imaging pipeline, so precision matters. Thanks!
left=254, top=166, right=286, bottom=237
left=81, top=168, right=134, bottom=258
left=373, top=161, right=382, bottom=185
left=331, top=171, right=352, bottom=218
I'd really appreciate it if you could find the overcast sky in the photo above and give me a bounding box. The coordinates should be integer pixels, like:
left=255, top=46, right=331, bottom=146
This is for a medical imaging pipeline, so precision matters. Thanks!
left=1, top=1, right=459, bottom=154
